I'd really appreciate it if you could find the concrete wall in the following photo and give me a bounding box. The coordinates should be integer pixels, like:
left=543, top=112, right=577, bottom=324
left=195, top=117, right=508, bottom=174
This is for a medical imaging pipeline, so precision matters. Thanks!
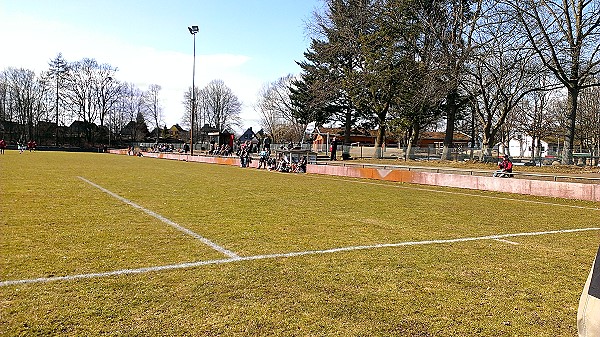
left=110, top=150, right=600, bottom=202
left=307, top=164, right=600, bottom=202
left=141, top=152, right=241, bottom=166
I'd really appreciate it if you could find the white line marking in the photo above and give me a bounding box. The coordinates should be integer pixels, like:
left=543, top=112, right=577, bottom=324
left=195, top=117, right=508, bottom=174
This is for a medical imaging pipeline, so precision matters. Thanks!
left=493, top=238, right=520, bottom=245
left=2, top=227, right=598, bottom=287
left=309, top=175, right=600, bottom=211
left=77, top=176, right=239, bottom=259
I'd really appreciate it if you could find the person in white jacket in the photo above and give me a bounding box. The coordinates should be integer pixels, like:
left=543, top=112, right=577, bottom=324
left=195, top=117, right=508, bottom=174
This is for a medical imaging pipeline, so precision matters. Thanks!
left=578, top=247, right=600, bottom=337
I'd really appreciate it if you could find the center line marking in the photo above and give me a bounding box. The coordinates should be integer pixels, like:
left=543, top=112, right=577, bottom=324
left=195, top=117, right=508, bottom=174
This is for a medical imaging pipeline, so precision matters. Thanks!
left=78, top=176, right=239, bottom=259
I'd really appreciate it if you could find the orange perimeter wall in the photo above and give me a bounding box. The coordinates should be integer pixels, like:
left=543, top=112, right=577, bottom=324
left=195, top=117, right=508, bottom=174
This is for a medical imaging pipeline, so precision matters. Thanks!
left=307, top=164, right=600, bottom=202
left=112, top=151, right=600, bottom=202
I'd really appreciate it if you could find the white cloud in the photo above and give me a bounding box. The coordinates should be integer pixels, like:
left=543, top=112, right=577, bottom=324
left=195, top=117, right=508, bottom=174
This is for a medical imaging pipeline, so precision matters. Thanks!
left=0, top=13, right=266, bottom=132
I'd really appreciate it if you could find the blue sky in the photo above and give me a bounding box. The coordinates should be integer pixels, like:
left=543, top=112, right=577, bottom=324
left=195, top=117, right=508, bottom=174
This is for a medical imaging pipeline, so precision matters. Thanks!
left=0, top=0, right=323, bottom=131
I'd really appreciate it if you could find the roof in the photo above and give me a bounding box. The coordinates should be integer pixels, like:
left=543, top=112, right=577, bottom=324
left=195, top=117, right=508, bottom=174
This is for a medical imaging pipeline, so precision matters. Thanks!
left=420, top=132, right=471, bottom=141
left=170, top=124, right=185, bottom=132
left=313, top=126, right=472, bottom=142
left=199, top=124, right=219, bottom=133
left=239, top=127, right=257, bottom=141
left=315, top=127, right=375, bottom=136
left=69, top=120, right=97, bottom=131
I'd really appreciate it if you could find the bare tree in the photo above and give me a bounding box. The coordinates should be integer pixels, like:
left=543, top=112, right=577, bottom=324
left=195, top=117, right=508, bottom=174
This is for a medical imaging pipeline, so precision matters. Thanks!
left=120, top=82, right=146, bottom=123
left=145, top=84, right=163, bottom=142
left=199, top=79, right=241, bottom=132
left=513, top=79, right=561, bottom=160
left=465, top=3, right=554, bottom=159
left=4, top=68, right=48, bottom=141
left=256, top=75, right=305, bottom=143
left=0, top=71, right=8, bottom=122
left=118, top=82, right=147, bottom=141
left=94, top=63, right=118, bottom=128
left=508, top=0, right=600, bottom=164
left=181, top=85, right=200, bottom=142
left=64, top=58, right=97, bottom=131
left=577, top=84, right=600, bottom=164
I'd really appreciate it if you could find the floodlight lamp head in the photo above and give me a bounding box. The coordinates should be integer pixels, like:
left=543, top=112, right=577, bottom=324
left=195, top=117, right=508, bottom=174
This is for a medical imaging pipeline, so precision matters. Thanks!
left=188, top=26, right=199, bottom=35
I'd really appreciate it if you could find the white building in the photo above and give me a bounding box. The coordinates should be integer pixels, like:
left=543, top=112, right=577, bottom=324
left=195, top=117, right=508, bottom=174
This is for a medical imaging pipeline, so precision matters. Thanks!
left=501, top=135, right=548, bottom=158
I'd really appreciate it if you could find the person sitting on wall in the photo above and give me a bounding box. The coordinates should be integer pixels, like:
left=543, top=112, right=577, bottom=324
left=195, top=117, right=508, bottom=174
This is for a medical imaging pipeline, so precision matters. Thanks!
left=296, top=155, right=307, bottom=173
left=493, top=155, right=513, bottom=178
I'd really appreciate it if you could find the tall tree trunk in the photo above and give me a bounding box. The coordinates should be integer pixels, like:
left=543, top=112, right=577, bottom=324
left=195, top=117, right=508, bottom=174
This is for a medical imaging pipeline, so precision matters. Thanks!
left=343, top=109, right=352, bottom=145
left=479, top=122, right=494, bottom=161
left=562, top=87, right=578, bottom=165
left=441, top=89, right=458, bottom=160
left=405, top=123, right=420, bottom=160
left=469, top=108, right=476, bottom=160
left=374, top=123, right=386, bottom=159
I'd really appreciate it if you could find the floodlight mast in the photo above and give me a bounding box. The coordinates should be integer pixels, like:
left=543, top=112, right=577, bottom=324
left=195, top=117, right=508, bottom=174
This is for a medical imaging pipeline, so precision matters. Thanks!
left=188, top=25, right=199, bottom=155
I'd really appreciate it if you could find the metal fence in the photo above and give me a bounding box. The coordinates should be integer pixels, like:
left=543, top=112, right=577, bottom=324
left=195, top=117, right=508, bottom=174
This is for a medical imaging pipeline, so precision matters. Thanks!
left=127, top=141, right=599, bottom=167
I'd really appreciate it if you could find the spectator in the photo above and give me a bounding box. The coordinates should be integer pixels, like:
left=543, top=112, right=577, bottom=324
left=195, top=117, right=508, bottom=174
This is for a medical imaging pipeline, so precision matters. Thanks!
left=239, top=140, right=251, bottom=167
left=330, top=136, right=338, bottom=161
left=277, top=152, right=290, bottom=172
left=267, top=156, right=276, bottom=171
left=297, top=155, right=307, bottom=173
left=257, top=150, right=269, bottom=169
left=493, top=155, right=513, bottom=177
left=209, top=140, right=216, bottom=154
left=0, top=138, right=6, bottom=154
left=264, top=136, right=271, bottom=154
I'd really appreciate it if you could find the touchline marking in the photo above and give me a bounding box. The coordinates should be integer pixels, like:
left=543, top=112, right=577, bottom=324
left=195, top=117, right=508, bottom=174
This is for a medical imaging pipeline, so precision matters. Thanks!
left=2, top=227, right=598, bottom=287
left=77, top=176, right=239, bottom=259
left=309, top=175, right=600, bottom=211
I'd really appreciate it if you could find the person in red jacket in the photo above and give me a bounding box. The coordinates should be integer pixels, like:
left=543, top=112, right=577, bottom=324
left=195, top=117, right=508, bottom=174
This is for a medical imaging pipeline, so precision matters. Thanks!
left=493, top=155, right=513, bottom=177
left=0, top=139, right=5, bottom=154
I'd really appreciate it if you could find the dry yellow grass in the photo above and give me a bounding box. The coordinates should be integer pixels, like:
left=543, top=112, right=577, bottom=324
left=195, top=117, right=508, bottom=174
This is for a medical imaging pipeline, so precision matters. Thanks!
left=1, top=150, right=599, bottom=336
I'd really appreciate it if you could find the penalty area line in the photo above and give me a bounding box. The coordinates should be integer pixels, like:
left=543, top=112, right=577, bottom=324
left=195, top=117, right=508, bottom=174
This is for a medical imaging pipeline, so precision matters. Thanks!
left=493, top=238, right=520, bottom=245
left=77, top=176, right=239, bottom=259
left=2, top=227, right=598, bottom=287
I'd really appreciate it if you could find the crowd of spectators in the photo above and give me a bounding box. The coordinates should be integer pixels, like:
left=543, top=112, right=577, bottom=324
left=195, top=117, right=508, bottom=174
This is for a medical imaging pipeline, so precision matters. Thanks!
left=147, top=144, right=177, bottom=153
left=209, top=143, right=232, bottom=156
left=131, top=139, right=307, bottom=174
left=250, top=143, right=307, bottom=173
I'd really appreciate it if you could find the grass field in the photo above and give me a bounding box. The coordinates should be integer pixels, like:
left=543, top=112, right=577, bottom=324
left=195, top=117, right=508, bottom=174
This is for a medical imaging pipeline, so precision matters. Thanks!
left=1, top=150, right=599, bottom=336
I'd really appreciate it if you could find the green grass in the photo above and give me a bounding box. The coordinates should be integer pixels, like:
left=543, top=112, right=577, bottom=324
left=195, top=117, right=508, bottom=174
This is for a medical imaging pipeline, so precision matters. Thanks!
left=1, top=150, right=599, bottom=336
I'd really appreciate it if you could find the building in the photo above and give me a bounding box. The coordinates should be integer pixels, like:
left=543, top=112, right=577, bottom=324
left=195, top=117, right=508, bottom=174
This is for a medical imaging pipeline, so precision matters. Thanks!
left=416, top=131, right=471, bottom=148
left=169, top=124, right=187, bottom=140
left=504, top=135, right=549, bottom=158
left=239, top=127, right=258, bottom=143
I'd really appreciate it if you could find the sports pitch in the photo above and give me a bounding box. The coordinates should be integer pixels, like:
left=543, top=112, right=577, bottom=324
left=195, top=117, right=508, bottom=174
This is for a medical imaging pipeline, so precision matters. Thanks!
left=1, top=151, right=599, bottom=336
